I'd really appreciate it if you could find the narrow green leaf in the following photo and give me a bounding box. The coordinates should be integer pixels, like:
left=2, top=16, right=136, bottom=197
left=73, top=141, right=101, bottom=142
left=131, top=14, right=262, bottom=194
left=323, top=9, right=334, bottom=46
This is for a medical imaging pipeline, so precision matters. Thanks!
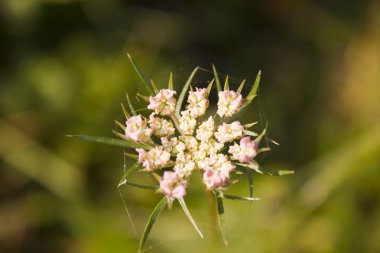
left=222, top=193, right=260, bottom=201
left=114, top=120, right=125, bottom=131
left=118, top=162, right=140, bottom=187
left=214, top=191, right=228, bottom=245
left=175, top=67, right=199, bottom=118
left=125, top=92, right=136, bottom=116
left=124, top=152, right=138, bottom=160
left=138, top=197, right=168, bottom=253
left=127, top=54, right=154, bottom=95
left=150, top=79, right=159, bottom=94
left=244, top=122, right=258, bottom=128
left=245, top=70, right=261, bottom=102
left=236, top=162, right=294, bottom=176
left=123, top=181, right=159, bottom=190
left=243, top=130, right=257, bottom=137
left=137, top=93, right=150, bottom=102
left=255, top=127, right=267, bottom=143
left=121, top=103, right=130, bottom=119
left=237, top=79, right=246, bottom=94
left=206, top=79, right=214, bottom=94
left=178, top=198, right=203, bottom=238
left=168, top=72, right=173, bottom=90
left=224, top=75, right=229, bottom=90
left=212, top=64, right=222, bottom=93
left=67, top=135, right=152, bottom=150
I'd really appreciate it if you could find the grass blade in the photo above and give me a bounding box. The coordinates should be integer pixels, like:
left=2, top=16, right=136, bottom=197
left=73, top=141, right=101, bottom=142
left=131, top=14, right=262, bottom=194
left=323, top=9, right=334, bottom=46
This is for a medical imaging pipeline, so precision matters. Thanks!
left=127, top=54, right=154, bottom=95
left=67, top=135, right=152, bottom=150
left=114, top=120, right=125, bottom=131
left=138, top=197, right=168, bottom=253
left=178, top=197, right=203, bottom=238
left=175, top=67, right=199, bottom=118
left=214, top=191, right=228, bottom=245
left=212, top=64, right=222, bottom=93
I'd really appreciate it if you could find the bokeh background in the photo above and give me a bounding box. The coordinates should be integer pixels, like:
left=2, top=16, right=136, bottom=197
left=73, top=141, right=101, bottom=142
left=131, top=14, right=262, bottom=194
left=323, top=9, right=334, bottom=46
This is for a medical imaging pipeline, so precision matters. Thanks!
left=1, top=0, right=380, bottom=252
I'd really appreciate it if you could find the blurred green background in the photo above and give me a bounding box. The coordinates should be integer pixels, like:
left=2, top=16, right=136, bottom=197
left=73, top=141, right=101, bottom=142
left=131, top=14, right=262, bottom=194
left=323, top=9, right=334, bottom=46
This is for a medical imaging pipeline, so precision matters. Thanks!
left=1, top=0, right=380, bottom=252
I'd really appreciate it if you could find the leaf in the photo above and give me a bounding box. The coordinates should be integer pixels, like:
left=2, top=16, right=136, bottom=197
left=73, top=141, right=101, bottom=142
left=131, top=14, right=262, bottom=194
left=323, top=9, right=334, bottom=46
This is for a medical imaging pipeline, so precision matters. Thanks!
left=122, top=181, right=159, bottom=190
left=236, top=162, right=294, bottom=176
left=175, top=67, right=199, bottom=118
left=206, top=79, right=214, bottom=94
left=137, top=93, right=150, bottom=102
left=114, top=120, right=125, bottom=131
left=118, top=162, right=140, bottom=187
left=214, top=191, right=228, bottom=245
left=222, top=193, right=260, bottom=201
left=243, top=130, right=257, bottom=137
left=124, top=152, right=138, bottom=160
left=178, top=198, right=203, bottom=238
left=212, top=64, right=222, bottom=93
left=168, top=72, right=173, bottom=90
left=125, top=92, right=136, bottom=116
left=67, top=135, right=152, bottom=150
left=244, top=122, right=258, bottom=128
left=121, top=103, right=130, bottom=119
left=127, top=54, right=154, bottom=95
left=150, top=79, right=159, bottom=94
left=255, top=127, right=267, bottom=143
left=237, top=79, right=246, bottom=94
left=244, top=70, right=261, bottom=102
left=138, top=197, right=168, bottom=253
left=224, top=75, right=229, bottom=90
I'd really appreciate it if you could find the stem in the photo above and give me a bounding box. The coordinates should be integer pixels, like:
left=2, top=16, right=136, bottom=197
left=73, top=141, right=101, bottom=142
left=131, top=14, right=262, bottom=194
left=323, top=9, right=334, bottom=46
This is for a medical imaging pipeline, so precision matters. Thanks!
left=207, top=190, right=218, bottom=239
left=170, top=114, right=184, bottom=135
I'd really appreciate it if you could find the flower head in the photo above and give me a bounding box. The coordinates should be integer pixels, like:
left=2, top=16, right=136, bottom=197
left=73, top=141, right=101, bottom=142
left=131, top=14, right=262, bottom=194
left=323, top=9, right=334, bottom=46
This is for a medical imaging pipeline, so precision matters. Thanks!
left=136, top=146, right=171, bottom=171
left=217, top=90, right=243, bottom=117
left=187, top=88, right=209, bottom=118
left=149, top=113, right=175, bottom=137
left=229, top=137, right=258, bottom=163
left=148, top=89, right=177, bottom=115
left=214, top=121, right=244, bottom=143
left=159, top=171, right=187, bottom=202
left=125, top=115, right=152, bottom=142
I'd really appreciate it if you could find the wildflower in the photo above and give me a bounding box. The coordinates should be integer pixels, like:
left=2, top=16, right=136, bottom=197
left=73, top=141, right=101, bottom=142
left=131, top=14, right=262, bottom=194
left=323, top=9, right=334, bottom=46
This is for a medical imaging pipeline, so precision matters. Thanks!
left=214, top=121, right=244, bottom=143
left=187, top=88, right=209, bottom=118
left=136, top=146, right=171, bottom=171
left=159, top=171, right=187, bottom=202
left=125, top=115, right=152, bottom=142
left=148, top=89, right=177, bottom=115
left=179, top=110, right=197, bottom=135
left=229, top=137, right=258, bottom=163
left=148, top=113, right=175, bottom=137
left=217, top=90, right=243, bottom=117
left=196, top=116, right=215, bottom=142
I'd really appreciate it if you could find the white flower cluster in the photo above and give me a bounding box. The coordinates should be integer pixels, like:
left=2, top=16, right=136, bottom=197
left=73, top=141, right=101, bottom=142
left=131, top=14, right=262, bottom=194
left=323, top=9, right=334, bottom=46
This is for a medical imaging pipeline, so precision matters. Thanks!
left=124, top=87, right=260, bottom=203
